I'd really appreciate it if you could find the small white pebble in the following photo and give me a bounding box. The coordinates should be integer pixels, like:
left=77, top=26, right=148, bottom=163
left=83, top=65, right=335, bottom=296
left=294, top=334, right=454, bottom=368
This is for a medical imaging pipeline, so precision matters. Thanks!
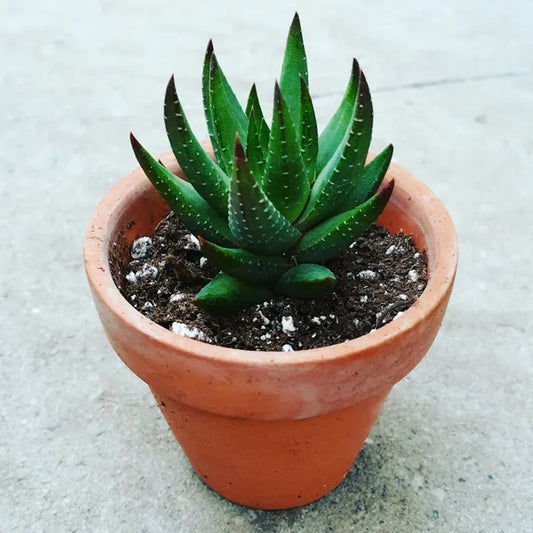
left=311, top=333, right=317, bottom=338
left=142, top=301, right=153, bottom=310
left=386, top=245, right=396, bottom=255
left=358, top=270, right=377, bottom=280
left=353, top=318, right=360, bottom=326
left=360, top=295, right=368, bottom=303
left=131, top=236, right=152, bottom=259
left=125, top=271, right=137, bottom=283
left=393, top=311, right=404, bottom=321
left=139, top=264, right=158, bottom=279
left=170, top=293, right=186, bottom=303
left=329, top=314, right=336, bottom=319
left=320, top=315, right=327, bottom=321
left=311, top=316, right=322, bottom=325
left=184, top=234, right=200, bottom=251
left=408, top=270, right=419, bottom=282
left=171, top=322, right=209, bottom=341
left=392, top=275, right=401, bottom=283
left=158, top=261, right=166, bottom=267
left=258, top=310, right=270, bottom=325
left=282, top=344, right=294, bottom=352
left=414, top=252, right=421, bottom=259
left=130, top=294, right=136, bottom=301
left=281, top=316, right=296, bottom=333
left=199, top=257, right=208, bottom=268
left=398, top=294, right=408, bottom=301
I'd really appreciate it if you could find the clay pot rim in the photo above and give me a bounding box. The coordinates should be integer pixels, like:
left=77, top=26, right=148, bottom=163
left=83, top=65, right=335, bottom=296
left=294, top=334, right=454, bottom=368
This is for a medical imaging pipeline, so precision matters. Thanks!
left=84, top=154, right=457, bottom=368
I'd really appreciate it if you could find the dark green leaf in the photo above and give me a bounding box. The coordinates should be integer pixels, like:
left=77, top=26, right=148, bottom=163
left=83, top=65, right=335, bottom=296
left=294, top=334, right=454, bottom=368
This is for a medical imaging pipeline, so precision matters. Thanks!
left=280, top=12, right=308, bottom=125
left=261, top=83, right=309, bottom=222
left=245, top=85, right=270, bottom=180
left=296, top=69, right=373, bottom=231
left=273, top=263, right=336, bottom=298
left=130, top=133, right=235, bottom=247
left=207, top=52, right=248, bottom=174
left=194, top=273, right=272, bottom=313
left=228, top=135, right=301, bottom=254
left=164, top=75, right=229, bottom=216
left=202, top=40, right=222, bottom=168
left=299, top=76, right=318, bottom=184
left=340, top=144, right=393, bottom=211
left=292, top=180, right=394, bottom=262
left=199, top=237, right=291, bottom=283
left=316, top=58, right=360, bottom=174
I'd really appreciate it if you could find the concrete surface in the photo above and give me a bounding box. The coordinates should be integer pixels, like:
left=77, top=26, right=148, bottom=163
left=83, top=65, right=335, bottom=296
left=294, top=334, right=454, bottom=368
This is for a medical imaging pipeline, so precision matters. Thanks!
left=1, top=0, right=532, bottom=531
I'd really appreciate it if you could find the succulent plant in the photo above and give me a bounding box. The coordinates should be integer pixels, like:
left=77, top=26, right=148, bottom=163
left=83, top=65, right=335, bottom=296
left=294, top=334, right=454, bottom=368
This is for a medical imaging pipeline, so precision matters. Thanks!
left=130, top=13, right=394, bottom=313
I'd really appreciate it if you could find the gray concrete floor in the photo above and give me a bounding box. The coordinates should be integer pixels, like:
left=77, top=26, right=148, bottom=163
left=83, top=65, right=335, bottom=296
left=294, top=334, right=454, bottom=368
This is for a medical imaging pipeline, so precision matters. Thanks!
left=1, top=1, right=532, bottom=531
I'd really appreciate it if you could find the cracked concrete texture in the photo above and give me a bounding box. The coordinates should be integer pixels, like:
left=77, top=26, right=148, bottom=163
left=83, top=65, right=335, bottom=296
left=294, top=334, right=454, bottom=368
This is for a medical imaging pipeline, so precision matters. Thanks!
left=1, top=0, right=532, bottom=531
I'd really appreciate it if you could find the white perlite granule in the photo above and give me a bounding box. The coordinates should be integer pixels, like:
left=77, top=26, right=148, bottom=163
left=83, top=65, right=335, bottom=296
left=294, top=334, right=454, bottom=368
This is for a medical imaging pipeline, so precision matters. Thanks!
left=360, top=295, right=368, bottom=303
left=393, top=311, right=404, bottom=321
left=282, top=344, right=294, bottom=352
left=171, top=322, right=208, bottom=341
left=139, top=264, right=158, bottom=279
left=131, top=237, right=152, bottom=260
left=125, top=271, right=137, bottom=283
left=169, top=293, right=186, bottom=303
left=398, top=293, right=408, bottom=301
left=385, top=245, right=396, bottom=255
left=408, top=269, right=419, bottom=282
left=358, top=270, right=377, bottom=280
left=199, top=257, right=208, bottom=268
left=184, top=234, right=200, bottom=251
left=281, top=315, right=296, bottom=333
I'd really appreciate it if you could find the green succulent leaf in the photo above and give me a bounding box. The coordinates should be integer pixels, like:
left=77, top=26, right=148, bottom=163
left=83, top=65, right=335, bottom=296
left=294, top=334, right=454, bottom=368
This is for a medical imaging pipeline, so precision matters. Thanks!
left=229, top=135, right=301, bottom=254
left=199, top=237, right=291, bottom=283
left=164, top=75, right=229, bottom=216
left=130, top=133, right=235, bottom=247
left=273, top=263, right=336, bottom=298
left=261, top=83, right=309, bottom=222
left=296, top=69, right=373, bottom=231
left=245, top=85, right=270, bottom=180
left=299, top=76, right=318, bottom=184
left=280, top=12, right=308, bottom=125
left=202, top=40, right=222, bottom=167
left=292, top=180, right=395, bottom=262
left=194, top=273, right=272, bottom=313
left=316, top=58, right=360, bottom=174
left=341, top=144, right=393, bottom=211
left=204, top=48, right=248, bottom=175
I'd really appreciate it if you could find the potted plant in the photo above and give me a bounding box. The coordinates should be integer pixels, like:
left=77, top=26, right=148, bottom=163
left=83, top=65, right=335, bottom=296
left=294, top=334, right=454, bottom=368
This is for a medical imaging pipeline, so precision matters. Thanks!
left=84, top=14, right=457, bottom=510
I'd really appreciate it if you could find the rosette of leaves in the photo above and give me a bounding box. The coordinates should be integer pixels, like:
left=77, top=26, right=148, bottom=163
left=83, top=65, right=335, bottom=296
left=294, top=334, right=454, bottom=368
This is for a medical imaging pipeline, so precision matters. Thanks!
left=130, top=13, right=394, bottom=313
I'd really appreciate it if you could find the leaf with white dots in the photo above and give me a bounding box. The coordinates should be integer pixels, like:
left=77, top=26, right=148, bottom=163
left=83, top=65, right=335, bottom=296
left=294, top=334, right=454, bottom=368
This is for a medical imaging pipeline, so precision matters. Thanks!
left=207, top=52, right=248, bottom=175
left=261, top=83, right=309, bottom=222
left=298, top=76, right=318, bottom=184
left=280, top=12, right=308, bottom=126
left=316, top=58, right=360, bottom=174
left=199, top=237, right=291, bottom=283
left=245, top=84, right=270, bottom=180
left=194, top=273, right=272, bottom=313
left=273, top=263, right=336, bottom=298
left=228, top=136, right=301, bottom=254
left=341, top=144, right=393, bottom=211
left=164, top=75, right=229, bottom=216
left=130, top=134, right=235, bottom=247
left=292, top=180, right=394, bottom=262
left=296, top=68, right=373, bottom=231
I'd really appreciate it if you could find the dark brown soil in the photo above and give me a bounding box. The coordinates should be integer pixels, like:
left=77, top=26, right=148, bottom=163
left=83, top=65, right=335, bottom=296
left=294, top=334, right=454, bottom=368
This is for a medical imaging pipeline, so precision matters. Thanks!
left=117, top=213, right=427, bottom=351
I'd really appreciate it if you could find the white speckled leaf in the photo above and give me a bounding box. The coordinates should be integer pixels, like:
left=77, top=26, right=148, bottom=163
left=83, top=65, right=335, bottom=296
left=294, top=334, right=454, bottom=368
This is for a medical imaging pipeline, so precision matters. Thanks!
left=130, top=134, right=235, bottom=247
left=164, top=76, right=229, bottom=216
left=229, top=137, right=301, bottom=254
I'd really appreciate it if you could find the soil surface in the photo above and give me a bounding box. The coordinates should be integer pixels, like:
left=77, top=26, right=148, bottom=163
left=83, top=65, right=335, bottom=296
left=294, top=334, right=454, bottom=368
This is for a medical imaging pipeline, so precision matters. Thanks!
left=117, top=213, right=427, bottom=351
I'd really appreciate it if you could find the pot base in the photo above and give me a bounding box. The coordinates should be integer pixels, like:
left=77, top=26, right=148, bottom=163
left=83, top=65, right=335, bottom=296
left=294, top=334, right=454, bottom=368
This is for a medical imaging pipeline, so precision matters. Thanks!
left=151, top=390, right=389, bottom=510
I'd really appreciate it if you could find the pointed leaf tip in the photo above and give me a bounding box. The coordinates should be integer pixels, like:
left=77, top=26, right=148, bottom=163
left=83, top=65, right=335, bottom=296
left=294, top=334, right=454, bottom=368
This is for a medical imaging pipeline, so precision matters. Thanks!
left=234, top=133, right=245, bottom=159
left=379, top=179, right=395, bottom=201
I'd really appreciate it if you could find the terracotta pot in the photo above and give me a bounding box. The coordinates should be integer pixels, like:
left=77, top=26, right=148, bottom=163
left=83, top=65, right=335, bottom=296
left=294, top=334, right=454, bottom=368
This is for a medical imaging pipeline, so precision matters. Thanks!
left=84, top=148, right=457, bottom=510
